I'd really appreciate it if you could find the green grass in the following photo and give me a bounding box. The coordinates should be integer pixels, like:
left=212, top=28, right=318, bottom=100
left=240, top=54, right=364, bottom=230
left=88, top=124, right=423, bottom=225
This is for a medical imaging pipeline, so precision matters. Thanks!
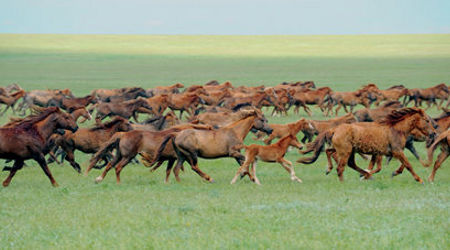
left=0, top=34, right=449, bottom=249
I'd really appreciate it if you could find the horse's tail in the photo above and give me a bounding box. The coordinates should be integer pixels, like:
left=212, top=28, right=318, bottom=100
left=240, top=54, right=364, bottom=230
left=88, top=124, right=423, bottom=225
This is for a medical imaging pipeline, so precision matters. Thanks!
left=297, top=130, right=333, bottom=164
left=425, top=132, right=448, bottom=167
left=144, top=134, right=176, bottom=167
left=87, top=132, right=124, bottom=170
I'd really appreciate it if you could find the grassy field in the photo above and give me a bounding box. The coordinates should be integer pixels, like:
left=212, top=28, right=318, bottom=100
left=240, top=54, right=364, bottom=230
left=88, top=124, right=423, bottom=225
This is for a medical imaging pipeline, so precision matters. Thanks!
left=0, top=34, right=449, bottom=249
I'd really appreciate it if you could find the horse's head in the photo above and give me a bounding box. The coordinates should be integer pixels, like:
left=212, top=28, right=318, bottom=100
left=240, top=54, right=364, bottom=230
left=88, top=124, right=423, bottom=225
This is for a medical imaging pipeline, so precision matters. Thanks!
left=249, top=109, right=272, bottom=135
left=116, top=118, right=134, bottom=132
left=287, top=134, right=303, bottom=150
left=411, top=109, right=437, bottom=146
left=54, top=109, right=78, bottom=132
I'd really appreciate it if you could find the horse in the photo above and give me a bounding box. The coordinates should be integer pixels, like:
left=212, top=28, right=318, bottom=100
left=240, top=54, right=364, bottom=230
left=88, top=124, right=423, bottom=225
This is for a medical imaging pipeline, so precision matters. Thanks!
left=53, top=117, right=133, bottom=172
left=425, top=129, right=449, bottom=182
left=190, top=107, right=258, bottom=128
left=131, top=111, right=180, bottom=131
left=0, top=89, right=26, bottom=115
left=405, top=83, right=449, bottom=109
left=259, top=118, right=313, bottom=145
left=1, top=107, right=78, bottom=187
left=167, top=88, right=207, bottom=118
left=93, top=98, right=153, bottom=123
left=290, top=87, right=333, bottom=114
left=166, top=110, right=273, bottom=182
left=374, top=85, right=409, bottom=106
left=68, top=106, right=92, bottom=123
left=147, top=83, right=184, bottom=96
left=353, top=101, right=403, bottom=122
left=300, top=113, right=357, bottom=143
left=143, top=94, right=170, bottom=116
left=230, top=134, right=304, bottom=185
left=88, top=123, right=214, bottom=183
left=297, top=108, right=436, bottom=183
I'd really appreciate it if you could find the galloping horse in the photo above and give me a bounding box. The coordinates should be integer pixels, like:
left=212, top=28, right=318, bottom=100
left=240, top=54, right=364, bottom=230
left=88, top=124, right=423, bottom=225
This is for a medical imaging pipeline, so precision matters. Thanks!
left=168, top=110, right=273, bottom=182
left=231, top=134, right=304, bottom=185
left=1, top=107, right=78, bottom=187
left=297, top=108, right=436, bottom=183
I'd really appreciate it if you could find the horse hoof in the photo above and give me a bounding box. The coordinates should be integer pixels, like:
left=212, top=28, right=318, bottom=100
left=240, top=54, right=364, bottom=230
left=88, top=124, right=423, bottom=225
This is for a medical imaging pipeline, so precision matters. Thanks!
left=52, top=182, right=59, bottom=187
left=94, top=177, right=103, bottom=183
left=2, top=182, right=9, bottom=187
left=325, top=170, right=331, bottom=175
left=209, top=179, right=215, bottom=183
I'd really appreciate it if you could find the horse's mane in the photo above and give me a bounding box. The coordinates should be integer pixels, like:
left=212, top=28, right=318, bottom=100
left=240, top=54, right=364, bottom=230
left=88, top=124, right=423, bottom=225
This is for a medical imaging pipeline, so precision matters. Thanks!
left=435, top=83, right=449, bottom=93
left=90, top=117, right=126, bottom=131
left=379, top=108, right=422, bottom=126
left=4, top=107, right=60, bottom=129
left=387, top=85, right=405, bottom=90
left=381, top=101, right=402, bottom=108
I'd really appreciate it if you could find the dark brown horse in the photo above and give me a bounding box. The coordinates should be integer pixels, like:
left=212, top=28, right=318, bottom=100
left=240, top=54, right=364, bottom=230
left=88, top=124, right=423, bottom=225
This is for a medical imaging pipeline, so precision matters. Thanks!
left=1, top=107, right=78, bottom=187
left=298, top=108, right=436, bottom=183
left=425, top=129, right=449, bottom=182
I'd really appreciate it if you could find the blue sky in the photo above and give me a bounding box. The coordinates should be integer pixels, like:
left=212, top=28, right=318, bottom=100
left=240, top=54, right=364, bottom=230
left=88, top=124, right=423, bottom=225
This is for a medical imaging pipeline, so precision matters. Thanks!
left=1, top=0, right=449, bottom=35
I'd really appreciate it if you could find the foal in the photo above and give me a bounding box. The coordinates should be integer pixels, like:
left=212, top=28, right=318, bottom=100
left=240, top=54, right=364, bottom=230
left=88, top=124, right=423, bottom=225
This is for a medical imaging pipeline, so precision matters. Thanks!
left=230, top=134, right=303, bottom=185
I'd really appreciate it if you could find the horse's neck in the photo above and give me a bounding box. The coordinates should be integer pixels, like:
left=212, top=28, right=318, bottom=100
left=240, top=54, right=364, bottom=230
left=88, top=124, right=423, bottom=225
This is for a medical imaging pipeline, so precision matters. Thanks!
left=225, top=116, right=254, bottom=141
left=71, top=110, right=84, bottom=121
left=35, top=115, right=58, bottom=140
left=391, top=117, right=417, bottom=135
left=277, top=137, right=291, bottom=151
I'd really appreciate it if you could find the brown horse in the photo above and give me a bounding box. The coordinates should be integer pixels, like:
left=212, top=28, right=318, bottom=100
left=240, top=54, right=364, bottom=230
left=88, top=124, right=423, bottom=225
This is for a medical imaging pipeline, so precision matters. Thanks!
left=144, top=94, right=170, bottom=116
left=230, top=134, right=304, bottom=185
left=131, top=111, right=180, bottom=131
left=190, top=108, right=258, bottom=128
left=68, top=107, right=92, bottom=123
left=167, top=89, right=207, bottom=118
left=86, top=130, right=174, bottom=183
left=59, top=94, right=98, bottom=110
left=148, top=83, right=184, bottom=96
left=167, top=110, right=273, bottom=182
left=300, top=113, right=357, bottom=143
left=93, top=98, right=153, bottom=123
left=297, top=108, right=436, bottom=182
left=1, top=107, right=78, bottom=187
left=325, top=85, right=379, bottom=116
left=425, top=129, right=449, bottom=182
left=260, top=118, right=313, bottom=145
left=53, top=117, right=133, bottom=173
left=353, top=101, right=403, bottom=122
left=405, top=83, right=449, bottom=109
left=374, top=85, right=409, bottom=106
left=291, top=87, right=333, bottom=114
left=0, top=89, right=26, bottom=115
left=88, top=123, right=214, bottom=183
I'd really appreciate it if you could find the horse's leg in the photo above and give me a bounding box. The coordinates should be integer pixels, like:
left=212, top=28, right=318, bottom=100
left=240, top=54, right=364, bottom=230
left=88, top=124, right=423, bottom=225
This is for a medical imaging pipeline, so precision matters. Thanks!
left=263, top=134, right=275, bottom=145
left=173, top=157, right=185, bottom=182
left=150, top=160, right=164, bottom=172
left=64, top=149, right=81, bottom=173
left=370, top=155, right=383, bottom=174
left=34, top=152, right=59, bottom=187
left=2, top=160, right=24, bottom=187
left=95, top=154, right=120, bottom=182
left=347, top=152, right=371, bottom=179
left=164, top=159, right=175, bottom=183
left=325, top=148, right=337, bottom=175
left=336, top=149, right=352, bottom=181
left=405, top=139, right=427, bottom=167
left=231, top=158, right=253, bottom=184
left=303, top=105, right=312, bottom=116
left=367, top=155, right=377, bottom=171
left=181, top=147, right=213, bottom=182
left=279, top=158, right=302, bottom=183
left=114, top=157, right=133, bottom=184
left=250, top=161, right=261, bottom=185
left=428, top=149, right=448, bottom=182
left=391, top=151, right=423, bottom=183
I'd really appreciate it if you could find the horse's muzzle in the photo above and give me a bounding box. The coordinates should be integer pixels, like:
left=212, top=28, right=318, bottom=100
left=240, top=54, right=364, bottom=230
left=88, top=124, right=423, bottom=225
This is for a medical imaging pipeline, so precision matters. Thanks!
left=264, top=127, right=273, bottom=135
left=71, top=125, right=79, bottom=132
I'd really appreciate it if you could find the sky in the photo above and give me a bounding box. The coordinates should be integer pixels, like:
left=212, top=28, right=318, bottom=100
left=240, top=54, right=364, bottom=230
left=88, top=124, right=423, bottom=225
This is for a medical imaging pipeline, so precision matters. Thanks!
left=0, top=0, right=449, bottom=35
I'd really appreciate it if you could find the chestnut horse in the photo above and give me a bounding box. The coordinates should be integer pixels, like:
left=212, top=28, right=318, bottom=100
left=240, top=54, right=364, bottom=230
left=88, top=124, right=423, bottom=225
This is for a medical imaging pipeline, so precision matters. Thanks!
left=168, top=110, right=273, bottom=182
left=230, top=134, right=304, bottom=185
left=297, top=108, right=436, bottom=183
left=1, top=107, right=78, bottom=187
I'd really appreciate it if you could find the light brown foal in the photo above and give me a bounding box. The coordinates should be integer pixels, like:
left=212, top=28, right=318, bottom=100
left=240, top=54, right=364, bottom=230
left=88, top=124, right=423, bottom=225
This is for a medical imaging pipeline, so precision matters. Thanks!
left=231, top=134, right=303, bottom=185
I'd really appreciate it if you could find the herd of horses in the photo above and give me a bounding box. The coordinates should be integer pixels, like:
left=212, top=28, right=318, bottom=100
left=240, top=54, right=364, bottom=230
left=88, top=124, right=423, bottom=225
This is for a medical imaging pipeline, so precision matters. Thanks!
left=0, top=81, right=448, bottom=187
